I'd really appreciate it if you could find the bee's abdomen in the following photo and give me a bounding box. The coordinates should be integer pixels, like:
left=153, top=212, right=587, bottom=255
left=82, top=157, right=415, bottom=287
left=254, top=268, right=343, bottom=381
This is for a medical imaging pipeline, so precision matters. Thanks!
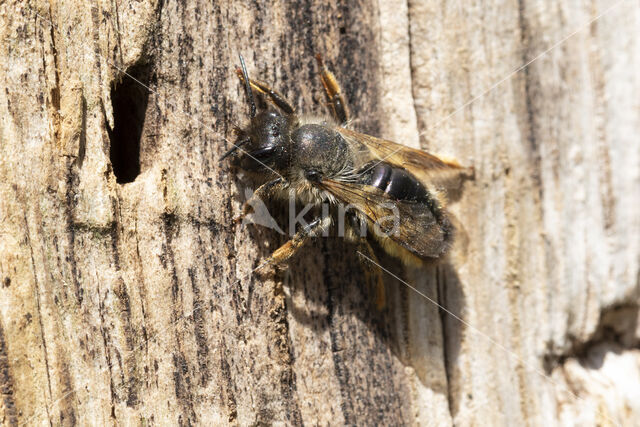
left=368, top=163, right=429, bottom=202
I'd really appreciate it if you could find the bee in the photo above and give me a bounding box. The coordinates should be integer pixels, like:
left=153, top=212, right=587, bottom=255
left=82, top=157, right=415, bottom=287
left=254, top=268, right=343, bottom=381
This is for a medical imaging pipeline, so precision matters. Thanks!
left=222, top=54, right=471, bottom=302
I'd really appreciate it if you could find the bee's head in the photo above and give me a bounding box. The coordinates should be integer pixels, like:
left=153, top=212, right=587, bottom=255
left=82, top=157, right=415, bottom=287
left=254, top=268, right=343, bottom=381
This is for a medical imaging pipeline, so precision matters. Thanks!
left=232, top=110, right=293, bottom=171
left=220, top=55, right=292, bottom=172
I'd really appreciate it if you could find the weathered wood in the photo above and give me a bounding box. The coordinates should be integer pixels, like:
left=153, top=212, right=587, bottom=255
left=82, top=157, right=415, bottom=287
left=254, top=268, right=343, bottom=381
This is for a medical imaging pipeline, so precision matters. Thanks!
left=0, top=0, right=638, bottom=425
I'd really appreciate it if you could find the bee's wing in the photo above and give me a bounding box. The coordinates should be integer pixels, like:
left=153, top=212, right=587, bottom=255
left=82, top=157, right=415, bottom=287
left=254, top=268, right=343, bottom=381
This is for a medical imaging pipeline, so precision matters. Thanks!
left=319, top=178, right=453, bottom=259
left=336, top=128, right=471, bottom=189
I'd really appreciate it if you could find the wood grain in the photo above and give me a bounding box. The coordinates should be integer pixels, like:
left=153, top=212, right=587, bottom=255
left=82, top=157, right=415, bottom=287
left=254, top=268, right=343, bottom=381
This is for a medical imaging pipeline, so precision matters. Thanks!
left=0, top=0, right=638, bottom=425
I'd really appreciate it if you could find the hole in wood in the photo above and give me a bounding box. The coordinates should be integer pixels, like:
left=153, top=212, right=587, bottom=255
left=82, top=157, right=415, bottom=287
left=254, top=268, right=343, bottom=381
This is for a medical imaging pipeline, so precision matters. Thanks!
left=107, top=62, right=152, bottom=183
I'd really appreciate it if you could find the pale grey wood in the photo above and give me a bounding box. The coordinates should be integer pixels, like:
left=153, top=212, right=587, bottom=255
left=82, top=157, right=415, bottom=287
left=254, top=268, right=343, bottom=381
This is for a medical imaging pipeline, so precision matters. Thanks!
left=0, top=0, right=638, bottom=425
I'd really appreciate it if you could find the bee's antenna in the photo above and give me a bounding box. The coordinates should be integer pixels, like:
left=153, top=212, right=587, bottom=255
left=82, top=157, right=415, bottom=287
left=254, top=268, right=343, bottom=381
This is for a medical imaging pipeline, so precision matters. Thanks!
left=238, top=54, right=256, bottom=118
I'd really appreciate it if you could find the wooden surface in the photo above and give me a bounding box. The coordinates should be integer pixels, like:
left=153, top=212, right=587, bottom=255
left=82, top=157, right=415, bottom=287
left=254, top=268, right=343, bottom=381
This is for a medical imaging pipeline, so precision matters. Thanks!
left=1, top=0, right=638, bottom=425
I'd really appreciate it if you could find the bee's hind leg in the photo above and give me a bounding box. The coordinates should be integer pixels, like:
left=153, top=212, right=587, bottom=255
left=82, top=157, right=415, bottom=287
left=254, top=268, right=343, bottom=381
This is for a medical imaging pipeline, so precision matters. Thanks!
left=256, top=216, right=332, bottom=270
left=235, top=69, right=294, bottom=114
left=315, top=54, right=349, bottom=125
left=357, top=239, right=386, bottom=310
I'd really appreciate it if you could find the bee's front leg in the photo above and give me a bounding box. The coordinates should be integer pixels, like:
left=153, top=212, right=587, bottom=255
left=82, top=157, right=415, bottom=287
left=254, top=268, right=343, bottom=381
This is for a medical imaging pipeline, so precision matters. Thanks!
left=234, top=178, right=285, bottom=224
left=257, top=216, right=332, bottom=269
left=235, top=70, right=294, bottom=114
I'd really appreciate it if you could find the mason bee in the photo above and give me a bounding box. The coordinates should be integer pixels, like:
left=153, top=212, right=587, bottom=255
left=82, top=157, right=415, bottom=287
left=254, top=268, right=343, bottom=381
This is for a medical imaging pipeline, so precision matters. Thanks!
left=222, top=54, right=471, bottom=287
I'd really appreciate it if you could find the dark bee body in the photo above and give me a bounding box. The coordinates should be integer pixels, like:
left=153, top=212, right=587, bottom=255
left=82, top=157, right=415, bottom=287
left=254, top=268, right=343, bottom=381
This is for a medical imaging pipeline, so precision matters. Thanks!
left=223, top=55, right=469, bottom=276
left=365, top=163, right=429, bottom=203
left=279, top=121, right=434, bottom=206
left=290, top=123, right=352, bottom=182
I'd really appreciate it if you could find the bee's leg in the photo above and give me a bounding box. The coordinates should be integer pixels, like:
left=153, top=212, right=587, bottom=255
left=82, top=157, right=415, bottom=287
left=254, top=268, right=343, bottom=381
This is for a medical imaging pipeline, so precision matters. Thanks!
left=234, top=178, right=285, bottom=224
left=315, top=54, right=349, bottom=125
left=357, top=238, right=386, bottom=310
left=257, top=216, right=332, bottom=269
left=235, top=69, right=294, bottom=114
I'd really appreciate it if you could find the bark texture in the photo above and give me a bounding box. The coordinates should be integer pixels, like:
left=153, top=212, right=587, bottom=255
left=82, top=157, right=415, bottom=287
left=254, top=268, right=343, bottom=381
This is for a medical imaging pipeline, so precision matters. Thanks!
left=1, top=0, right=639, bottom=425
